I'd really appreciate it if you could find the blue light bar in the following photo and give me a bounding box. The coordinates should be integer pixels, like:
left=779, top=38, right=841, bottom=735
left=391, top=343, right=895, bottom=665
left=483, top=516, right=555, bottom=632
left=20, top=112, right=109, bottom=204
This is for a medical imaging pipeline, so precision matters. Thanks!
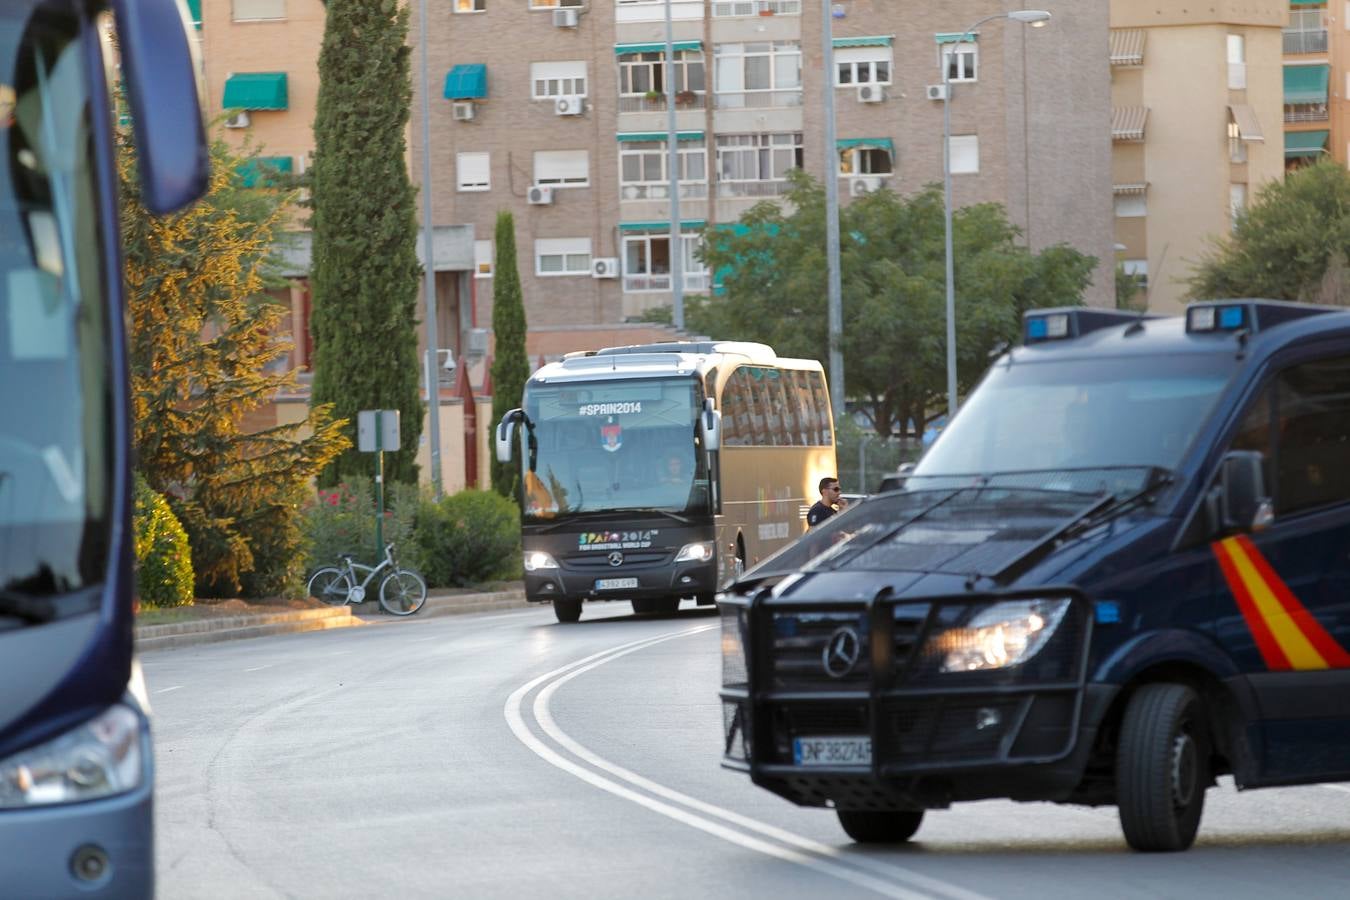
left=1186, top=300, right=1333, bottom=336
left=1022, top=308, right=1147, bottom=345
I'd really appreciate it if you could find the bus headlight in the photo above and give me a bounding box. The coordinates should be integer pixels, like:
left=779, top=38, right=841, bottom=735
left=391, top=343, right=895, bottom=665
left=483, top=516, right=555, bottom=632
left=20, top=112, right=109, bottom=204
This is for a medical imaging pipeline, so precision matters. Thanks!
left=929, top=598, right=1071, bottom=673
left=675, top=541, right=715, bottom=563
left=0, top=704, right=145, bottom=808
left=523, top=551, right=560, bottom=572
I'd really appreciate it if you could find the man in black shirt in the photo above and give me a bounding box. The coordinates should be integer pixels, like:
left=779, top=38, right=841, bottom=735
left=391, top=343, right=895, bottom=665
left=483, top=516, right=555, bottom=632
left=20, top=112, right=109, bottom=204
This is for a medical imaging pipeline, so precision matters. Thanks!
left=807, top=476, right=847, bottom=527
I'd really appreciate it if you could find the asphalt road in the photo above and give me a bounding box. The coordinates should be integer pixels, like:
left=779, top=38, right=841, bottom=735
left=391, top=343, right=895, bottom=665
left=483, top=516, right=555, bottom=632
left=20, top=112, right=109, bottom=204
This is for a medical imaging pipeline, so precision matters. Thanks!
left=144, top=602, right=1350, bottom=900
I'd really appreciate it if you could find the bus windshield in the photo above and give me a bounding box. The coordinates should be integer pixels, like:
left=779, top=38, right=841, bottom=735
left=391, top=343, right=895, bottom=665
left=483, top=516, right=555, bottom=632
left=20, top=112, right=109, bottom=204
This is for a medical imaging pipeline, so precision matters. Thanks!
left=0, top=7, right=112, bottom=614
left=521, top=377, right=709, bottom=522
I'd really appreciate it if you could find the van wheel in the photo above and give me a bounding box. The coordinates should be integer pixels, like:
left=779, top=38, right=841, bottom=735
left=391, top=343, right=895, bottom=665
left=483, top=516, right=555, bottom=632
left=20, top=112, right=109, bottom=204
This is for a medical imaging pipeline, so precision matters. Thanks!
left=553, top=598, right=582, bottom=623
left=1116, top=683, right=1209, bottom=852
left=836, top=809, right=924, bottom=843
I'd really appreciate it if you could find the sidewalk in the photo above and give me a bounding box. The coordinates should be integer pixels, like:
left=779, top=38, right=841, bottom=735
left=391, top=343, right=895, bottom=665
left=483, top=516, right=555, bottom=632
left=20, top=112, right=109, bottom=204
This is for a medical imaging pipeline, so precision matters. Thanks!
left=135, top=584, right=530, bottom=652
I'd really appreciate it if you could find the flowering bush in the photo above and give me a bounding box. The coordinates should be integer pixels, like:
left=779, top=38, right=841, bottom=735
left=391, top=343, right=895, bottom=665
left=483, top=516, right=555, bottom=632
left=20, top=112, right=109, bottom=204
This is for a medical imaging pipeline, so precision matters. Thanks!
left=133, top=475, right=195, bottom=608
left=411, top=490, right=520, bottom=588
left=302, top=477, right=418, bottom=572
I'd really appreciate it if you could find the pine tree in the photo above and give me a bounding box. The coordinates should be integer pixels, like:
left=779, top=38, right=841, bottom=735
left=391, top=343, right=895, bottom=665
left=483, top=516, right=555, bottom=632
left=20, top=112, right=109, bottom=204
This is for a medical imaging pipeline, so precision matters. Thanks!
left=490, top=211, right=530, bottom=498
left=310, top=0, right=424, bottom=486
left=119, top=135, right=349, bottom=598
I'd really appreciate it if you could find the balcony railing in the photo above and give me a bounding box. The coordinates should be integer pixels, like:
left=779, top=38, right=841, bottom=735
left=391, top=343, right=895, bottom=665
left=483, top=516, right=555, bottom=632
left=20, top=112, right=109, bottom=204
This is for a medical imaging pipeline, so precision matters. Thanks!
left=1283, top=29, right=1328, bottom=54
left=623, top=272, right=711, bottom=293
left=619, top=182, right=709, bottom=201
left=1285, top=104, right=1329, bottom=123
left=715, top=179, right=791, bottom=198
left=712, top=0, right=801, bottom=16
left=714, top=89, right=803, bottom=109
left=618, top=92, right=707, bottom=113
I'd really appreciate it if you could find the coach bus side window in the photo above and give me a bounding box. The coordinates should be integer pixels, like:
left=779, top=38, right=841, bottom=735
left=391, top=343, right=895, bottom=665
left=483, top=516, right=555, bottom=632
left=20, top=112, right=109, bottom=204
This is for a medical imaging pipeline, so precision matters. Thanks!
left=722, top=369, right=747, bottom=446
left=1274, top=355, right=1350, bottom=515
left=808, top=371, right=833, bottom=445
left=793, top=371, right=820, bottom=445
left=778, top=373, right=800, bottom=446
left=746, top=369, right=768, bottom=445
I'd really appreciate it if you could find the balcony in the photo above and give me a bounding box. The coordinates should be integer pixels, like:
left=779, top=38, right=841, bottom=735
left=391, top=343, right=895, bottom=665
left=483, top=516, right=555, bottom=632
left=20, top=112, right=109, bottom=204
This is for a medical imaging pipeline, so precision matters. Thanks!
left=715, top=89, right=803, bottom=110
left=712, top=0, right=801, bottom=16
left=1285, top=103, right=1329, bottom=123
left=618, top=92, right=707, bottom=113
left=715, top=179, right=791, bottom=198
left=1283, top=28, right=1328, bottom=55
left=620, top=183, right=709, bottom=201
left=623, top=271, right=711, bottom=293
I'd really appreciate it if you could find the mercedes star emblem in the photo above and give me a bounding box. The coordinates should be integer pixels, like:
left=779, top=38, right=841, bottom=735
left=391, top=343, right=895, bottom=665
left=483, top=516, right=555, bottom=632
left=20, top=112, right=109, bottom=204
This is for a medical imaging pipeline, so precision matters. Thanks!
left=822, top=626, right=862, bottom=678
left=607, top=551, right=624, bottom=567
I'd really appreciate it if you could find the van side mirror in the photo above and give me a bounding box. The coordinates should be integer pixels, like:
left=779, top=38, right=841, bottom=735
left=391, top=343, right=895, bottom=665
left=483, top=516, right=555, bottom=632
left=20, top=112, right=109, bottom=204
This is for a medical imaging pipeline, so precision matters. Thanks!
left=700, top=398, right=721, bottom=453
left=1218, top=450, right=1273, bottom=533
left=495, top=408, right=522, bottom=464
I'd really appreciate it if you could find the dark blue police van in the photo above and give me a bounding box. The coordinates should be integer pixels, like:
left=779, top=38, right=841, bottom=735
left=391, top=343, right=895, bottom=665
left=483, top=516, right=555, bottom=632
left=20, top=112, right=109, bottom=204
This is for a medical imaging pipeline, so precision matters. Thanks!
left=718, top=300, right=1350, bottom=852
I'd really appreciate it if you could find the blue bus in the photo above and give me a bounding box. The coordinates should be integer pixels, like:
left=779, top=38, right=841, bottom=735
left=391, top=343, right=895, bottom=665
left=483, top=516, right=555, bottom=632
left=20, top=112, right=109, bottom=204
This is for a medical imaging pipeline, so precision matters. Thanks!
left=0, top=0, right=206, bottom=894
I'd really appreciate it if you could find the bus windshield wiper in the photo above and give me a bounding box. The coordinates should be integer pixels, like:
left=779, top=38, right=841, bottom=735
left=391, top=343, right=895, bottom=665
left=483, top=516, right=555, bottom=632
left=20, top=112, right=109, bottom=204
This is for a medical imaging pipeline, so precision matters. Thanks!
left=0, top=589, right=58, bottom=624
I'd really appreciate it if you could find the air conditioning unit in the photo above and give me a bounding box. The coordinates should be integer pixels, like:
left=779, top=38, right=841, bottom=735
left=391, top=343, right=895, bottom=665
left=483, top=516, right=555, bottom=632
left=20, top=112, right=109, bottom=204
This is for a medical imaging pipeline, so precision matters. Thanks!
left=452, top=101, right=475, bottom=122
left=466, top=327, right=489, bottom=355
left=224, top=111, right=251, bottom=129
left=926, top=84, right=948, bottom=101
left=527, top=184, right=554, bottom=205
left=552, top=7, right=578, bottom=27
left=857, top=84, right=884, bottom=103
left=591, top=257, right=619, bottom=279
left=554, top=95, right=584, bottom=116
left=850, top=176, right=882, bottom=197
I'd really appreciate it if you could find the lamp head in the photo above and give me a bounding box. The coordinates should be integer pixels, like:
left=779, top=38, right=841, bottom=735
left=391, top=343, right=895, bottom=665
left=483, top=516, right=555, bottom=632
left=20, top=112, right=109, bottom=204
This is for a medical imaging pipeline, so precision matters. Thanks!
left=1009, top=9, right=1052, bottom=26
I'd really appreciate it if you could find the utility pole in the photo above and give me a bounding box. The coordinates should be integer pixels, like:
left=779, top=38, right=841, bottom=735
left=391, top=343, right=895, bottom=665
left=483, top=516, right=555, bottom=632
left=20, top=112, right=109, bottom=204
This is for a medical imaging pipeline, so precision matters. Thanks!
left=417, top=0, right=444, bottom=497
left=665, top=0, right=684, bottom=329
left=822, top=1, right=844, bottom=420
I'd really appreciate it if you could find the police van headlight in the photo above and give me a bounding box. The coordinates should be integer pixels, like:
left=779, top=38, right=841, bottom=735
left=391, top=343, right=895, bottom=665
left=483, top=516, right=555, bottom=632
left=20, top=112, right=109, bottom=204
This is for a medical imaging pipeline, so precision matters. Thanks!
left=720, top=600, right=749, bottom=689
left=523, top=551, right=560, bottom=572
left=929, top=598, right=1071, bottom=673
left=0, top=704, right=145, bottom=808
left=675, top=541, right=715, bottom=563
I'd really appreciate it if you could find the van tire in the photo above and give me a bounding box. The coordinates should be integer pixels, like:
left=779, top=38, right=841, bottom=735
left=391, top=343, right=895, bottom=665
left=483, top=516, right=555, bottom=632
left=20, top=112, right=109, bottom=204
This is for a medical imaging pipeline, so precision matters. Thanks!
left=553, top=597, right=582, bottom=623
left=1116, top=683, right=1208, bottom=852
left=836, top=809, right=924, bottom=843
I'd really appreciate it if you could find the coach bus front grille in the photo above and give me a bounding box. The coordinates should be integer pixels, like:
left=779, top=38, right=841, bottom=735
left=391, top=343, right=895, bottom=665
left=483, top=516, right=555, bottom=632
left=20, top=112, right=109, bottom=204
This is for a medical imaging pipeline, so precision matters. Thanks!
left=562, top=550, right=672, bottom=570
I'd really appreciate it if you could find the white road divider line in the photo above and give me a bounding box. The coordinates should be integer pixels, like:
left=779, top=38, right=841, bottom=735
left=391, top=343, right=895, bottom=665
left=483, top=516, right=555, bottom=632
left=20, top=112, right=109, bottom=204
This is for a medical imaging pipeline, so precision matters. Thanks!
left=505, top=625, right=984, bottom=900
left=244, top=665, right=272, bottom=672
left=153, top=685, right=183, bottom=695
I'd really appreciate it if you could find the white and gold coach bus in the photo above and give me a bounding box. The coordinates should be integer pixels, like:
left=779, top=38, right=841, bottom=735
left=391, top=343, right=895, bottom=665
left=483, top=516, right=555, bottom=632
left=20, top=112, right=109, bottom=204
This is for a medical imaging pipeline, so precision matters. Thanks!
left=496, top=341, right=836, bottom=622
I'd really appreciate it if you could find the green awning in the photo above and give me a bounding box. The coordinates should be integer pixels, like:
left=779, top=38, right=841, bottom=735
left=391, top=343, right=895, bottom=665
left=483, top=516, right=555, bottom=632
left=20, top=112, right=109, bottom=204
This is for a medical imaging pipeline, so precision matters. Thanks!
left=1291, top=0, right=1325, bottom=5
left=617, top=131, right=704, bottom=142
left=837, top=138, right=894, bottom=152
left=935, top=32, right=980, bottom=44
left=619, top=220, right=706, bottom=232
left=1284, top=65, right=1329, bottom=105
left=614, top=41, right=701, bottom=56
left=236, top=156, right=293, bottom=188
left=222, top=73, right=288, bottom=110
left=186, top=0, right=201, bottom=29
left=832, top=35, right=893, bottom=48
left=444, top=64, right=488, bottom=100
left=1285, top=130, right=1329, bottom=158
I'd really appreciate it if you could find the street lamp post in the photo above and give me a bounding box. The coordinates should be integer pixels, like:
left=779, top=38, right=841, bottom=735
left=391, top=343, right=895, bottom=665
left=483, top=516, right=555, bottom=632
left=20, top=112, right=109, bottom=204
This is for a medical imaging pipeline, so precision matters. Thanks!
left=942, top=9, right=1050, bottom=419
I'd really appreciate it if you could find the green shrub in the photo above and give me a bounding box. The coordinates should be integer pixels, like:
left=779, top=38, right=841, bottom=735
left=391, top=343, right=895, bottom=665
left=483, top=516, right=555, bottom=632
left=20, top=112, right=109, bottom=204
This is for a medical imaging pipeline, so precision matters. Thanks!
left=238, top=482, right=312, bottom=600
left=411, top=489, right=520, bottom=588
left=302, top=477, right=418, bottom=573
left=133, top=476, right=195, bottom=608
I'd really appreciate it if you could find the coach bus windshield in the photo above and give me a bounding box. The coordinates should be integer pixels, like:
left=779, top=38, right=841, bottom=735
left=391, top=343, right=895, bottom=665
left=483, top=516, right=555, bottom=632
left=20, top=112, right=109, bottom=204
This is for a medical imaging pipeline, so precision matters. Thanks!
left=521, top=377, right=710, bottom=522
left=0, top=8, right=112, bottom=615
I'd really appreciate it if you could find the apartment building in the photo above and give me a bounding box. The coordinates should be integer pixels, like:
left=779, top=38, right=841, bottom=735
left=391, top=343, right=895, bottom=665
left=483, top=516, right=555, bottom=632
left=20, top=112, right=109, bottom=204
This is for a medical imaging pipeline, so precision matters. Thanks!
left=1282, top=1, right=1337, bottom=167
left=1111, top=1, right=1287, bottom=312
left=417, top=0, right=1113, bottom=333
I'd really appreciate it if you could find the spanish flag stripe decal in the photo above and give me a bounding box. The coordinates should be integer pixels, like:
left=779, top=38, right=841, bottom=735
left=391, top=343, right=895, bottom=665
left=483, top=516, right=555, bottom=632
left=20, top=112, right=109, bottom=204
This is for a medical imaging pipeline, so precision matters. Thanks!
left=1235, top=535, right=1350, bottom=667
left=1213, top=538, right=1292, bottom=671
left=1221, top=539, right=1327, bottom=669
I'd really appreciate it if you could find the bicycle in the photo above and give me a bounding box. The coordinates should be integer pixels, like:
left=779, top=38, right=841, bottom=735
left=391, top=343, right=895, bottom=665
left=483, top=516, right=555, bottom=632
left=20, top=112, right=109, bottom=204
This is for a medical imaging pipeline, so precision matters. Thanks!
left=306, top=543, right=428, bottom=616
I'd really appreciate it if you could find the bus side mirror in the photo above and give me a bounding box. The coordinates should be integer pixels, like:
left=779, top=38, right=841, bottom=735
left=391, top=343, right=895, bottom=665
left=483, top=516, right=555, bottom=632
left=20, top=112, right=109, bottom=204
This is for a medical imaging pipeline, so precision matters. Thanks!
left=112, top=0, right=209, bottom=213
left=495, top=409, right=522, bottom=464
left=700, top=399, right=721, bottom=453
left=1219, top=450, right=1273, bottom=533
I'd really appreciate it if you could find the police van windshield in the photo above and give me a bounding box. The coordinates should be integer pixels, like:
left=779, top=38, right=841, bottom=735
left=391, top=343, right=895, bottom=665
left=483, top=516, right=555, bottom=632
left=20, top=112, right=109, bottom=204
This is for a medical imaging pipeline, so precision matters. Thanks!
left=521, top=377, right=709, bottom=522
left=913, top=355, right=1234, bottom=491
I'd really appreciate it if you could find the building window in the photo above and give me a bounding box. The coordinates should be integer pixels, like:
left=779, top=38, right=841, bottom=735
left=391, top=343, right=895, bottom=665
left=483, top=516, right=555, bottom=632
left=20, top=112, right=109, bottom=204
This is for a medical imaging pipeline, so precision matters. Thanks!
left=619, top=140, right=708, bottom=201
left=714, top=132, right=803, bottom=197
left=712, top=1, right=801, bottom=16
left=1227, top=34, right=1246, bottom=90
left=1122, top=259, right=1148, bottom=291
left=622, top=232, right=709, bottom=293
left=535, top=238, right=592, bottom=277
left=838, top=145, right=893, bottom=176
left=529, top=0, right=582, bottom=8
left=533, top=149, right=589, bottom=188
left=474, top=240, right=494, bottom=278
left=948, top=135, right=979, bottom=174
left=456, top=151, right=490, bottom=192
left=1114, top=193, right=1146, bottom=218
left=618, top=51, right=706, bottom=110
left=232, top=0, right=285, bottom=20
left=835, top=47, right=892, bottom=86
left=531, top=61, right=587, bottom=99
left=453, top=0, right=485, bottom=11
left=1230, top=184, right=1247, bottom=230
left=714, top=42, right=802, bottom=109
left=942, top=42, right=977, bottom=83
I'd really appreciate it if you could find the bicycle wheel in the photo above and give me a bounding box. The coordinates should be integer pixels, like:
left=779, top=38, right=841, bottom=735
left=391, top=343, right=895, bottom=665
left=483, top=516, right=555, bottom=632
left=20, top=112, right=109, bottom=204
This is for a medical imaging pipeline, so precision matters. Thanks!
left=379, top=567, right=427, bottom=616
left=307, top=566, right=353, bottom=606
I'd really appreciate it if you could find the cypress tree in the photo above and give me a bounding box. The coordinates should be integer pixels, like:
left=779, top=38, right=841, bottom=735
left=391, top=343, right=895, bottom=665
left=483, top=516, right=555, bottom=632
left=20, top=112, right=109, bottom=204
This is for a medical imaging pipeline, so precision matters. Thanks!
left=490, top=211, right=530, bottom=498
left=310, top=0, right=423, bottom=486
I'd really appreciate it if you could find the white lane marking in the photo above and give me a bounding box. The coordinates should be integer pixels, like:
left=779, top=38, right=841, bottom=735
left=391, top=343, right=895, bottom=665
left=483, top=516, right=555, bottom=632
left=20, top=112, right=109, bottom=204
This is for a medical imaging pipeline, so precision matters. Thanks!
left=1323, top=784, right=1350, bottom=794
left=504, top=627, right=960, bottom=900
left=153, top=685, right=184, bottom=695
left=534, top=636, right=991, bottom=900
left=244, top=665, right=272, bottom=672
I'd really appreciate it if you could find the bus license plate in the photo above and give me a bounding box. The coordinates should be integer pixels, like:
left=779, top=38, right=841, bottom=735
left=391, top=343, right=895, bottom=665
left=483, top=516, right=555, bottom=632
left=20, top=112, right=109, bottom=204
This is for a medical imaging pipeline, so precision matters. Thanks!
left=793, top=736, right=872, bottom=767
left=595, top=577, right=639, bottom=591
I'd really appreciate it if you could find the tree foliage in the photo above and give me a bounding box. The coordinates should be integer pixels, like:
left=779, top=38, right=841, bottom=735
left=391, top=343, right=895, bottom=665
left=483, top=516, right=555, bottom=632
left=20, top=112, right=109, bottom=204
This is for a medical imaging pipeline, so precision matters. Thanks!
left=120, top=135, right=348, bottom=598
left=1188, top=159, right=1350, bottom=305
left=490, top=211, right=530, bottom=498
left=691, top=173, right=1097, bottom=436
left=310, top=0, right=424, bottom=486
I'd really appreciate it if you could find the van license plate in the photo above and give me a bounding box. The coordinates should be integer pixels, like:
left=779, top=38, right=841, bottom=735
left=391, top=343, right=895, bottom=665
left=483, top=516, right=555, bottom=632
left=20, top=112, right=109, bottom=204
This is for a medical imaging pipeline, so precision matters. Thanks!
left=793, top=736, right=872, bottom=767
left=595, top=577, right=639, bottom=590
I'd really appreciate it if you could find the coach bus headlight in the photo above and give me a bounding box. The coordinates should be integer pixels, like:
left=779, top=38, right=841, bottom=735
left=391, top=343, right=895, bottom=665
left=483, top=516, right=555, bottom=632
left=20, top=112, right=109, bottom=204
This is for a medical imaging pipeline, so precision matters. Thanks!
left=523, top=551, right=560, bottom=572
left=0, top=704, right=144, bottom=808
left=928, top=598, right=1071, bottom=673
left=675, top=541, right=715, bottom=563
